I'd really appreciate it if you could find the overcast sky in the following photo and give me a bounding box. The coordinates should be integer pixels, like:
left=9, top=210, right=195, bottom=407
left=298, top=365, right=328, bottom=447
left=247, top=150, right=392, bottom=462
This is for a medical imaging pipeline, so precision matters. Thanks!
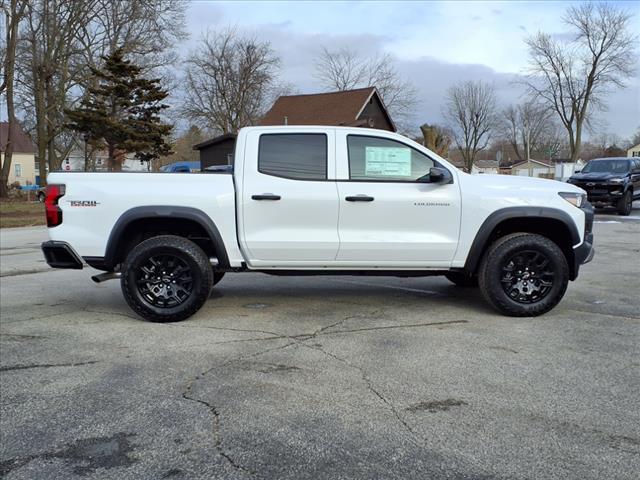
left=186, top=0, right=640, bottom=140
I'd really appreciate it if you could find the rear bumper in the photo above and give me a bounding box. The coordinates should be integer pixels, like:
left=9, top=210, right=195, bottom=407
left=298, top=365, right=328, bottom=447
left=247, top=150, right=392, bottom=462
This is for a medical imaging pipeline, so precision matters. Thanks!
left=41, top=241, right=83, bottom=269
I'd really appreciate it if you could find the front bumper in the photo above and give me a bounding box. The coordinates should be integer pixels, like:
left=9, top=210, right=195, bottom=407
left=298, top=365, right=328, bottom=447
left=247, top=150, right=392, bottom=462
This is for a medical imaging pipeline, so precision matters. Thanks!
left=571, top=203, right=595, bottom=279
left=41, top=241, right=83, bottom=269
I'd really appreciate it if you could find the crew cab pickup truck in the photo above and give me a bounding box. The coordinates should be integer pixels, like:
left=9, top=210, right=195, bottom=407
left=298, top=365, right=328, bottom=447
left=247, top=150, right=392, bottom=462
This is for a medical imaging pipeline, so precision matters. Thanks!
left=567, top=157, right=640, bottom=215
left=41, top=126, right=594, bottom=322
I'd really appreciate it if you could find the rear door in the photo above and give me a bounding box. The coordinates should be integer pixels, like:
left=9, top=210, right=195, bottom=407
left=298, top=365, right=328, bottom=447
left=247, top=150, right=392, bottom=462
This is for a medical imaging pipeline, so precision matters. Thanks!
left=239, top=129, right=340, bottom=266
left=335, top=132, right=461, bottom=267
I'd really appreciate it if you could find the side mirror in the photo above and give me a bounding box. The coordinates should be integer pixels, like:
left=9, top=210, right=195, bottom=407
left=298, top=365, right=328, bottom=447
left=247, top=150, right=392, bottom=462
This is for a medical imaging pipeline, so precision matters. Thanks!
left=574, top=169, right=581, bottom=173
left=427, top=167, right=452, bottom=184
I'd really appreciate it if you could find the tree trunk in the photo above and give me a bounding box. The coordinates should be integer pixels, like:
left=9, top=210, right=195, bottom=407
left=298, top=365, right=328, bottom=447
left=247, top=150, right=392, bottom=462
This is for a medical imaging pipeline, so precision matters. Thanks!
left=572, top=121, right=583, bottom=162
left=107, top=144, right=116, bottom=172
left=0, top=0, right=23, bottom=197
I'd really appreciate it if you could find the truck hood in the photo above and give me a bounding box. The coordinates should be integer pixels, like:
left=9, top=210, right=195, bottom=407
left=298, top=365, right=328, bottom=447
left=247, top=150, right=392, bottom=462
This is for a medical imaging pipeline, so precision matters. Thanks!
left=462, top=173, right=583, bottom=194
left=569, top=172, right=626, bottom=182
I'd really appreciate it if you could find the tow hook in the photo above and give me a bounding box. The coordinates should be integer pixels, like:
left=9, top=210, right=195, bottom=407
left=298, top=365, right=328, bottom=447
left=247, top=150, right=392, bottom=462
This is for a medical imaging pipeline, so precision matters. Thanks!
left=91, top=272, right=122, bottom=283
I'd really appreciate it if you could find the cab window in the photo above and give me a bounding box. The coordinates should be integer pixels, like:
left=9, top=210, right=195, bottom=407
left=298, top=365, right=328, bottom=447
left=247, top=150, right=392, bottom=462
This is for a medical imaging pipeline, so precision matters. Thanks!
left=258, top=134, right=327, bottom=180
left=347, top=135, right=436, bottom=181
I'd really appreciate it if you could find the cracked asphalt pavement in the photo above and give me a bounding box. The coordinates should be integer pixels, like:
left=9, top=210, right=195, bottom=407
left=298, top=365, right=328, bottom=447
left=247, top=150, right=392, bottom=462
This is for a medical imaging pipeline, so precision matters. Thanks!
left=1, top=208, right=639, bottom=479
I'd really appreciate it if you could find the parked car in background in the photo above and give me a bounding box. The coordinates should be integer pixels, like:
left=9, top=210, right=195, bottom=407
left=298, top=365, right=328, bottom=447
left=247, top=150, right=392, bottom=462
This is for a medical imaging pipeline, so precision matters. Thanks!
left=567, top=157, right=640, bottom=215
left=160, top=161, right=200, bottom=173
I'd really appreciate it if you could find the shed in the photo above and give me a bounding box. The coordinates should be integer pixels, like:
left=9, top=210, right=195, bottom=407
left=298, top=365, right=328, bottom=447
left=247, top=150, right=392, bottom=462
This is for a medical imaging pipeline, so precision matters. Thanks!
left=193, top=134, right=237, bottom=169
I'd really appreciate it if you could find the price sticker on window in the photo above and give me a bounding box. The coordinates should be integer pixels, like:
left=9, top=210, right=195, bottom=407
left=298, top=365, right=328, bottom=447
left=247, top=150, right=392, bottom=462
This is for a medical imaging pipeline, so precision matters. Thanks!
left=365, top=147, right=411, bottom=177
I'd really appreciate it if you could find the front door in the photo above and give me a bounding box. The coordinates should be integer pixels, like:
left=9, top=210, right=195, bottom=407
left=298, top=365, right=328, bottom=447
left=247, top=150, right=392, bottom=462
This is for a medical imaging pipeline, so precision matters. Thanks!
left=240, top=130, right=340, bottom=266
left=335, top=133, right=461, bottom=267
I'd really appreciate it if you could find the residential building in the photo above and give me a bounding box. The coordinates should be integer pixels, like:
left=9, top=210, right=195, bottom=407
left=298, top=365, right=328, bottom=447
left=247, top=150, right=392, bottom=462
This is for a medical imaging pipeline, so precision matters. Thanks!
left=627, top=143, right=640, bottom=158
left=508, top=159, right=556, bottom=178
left=61, top=149, right=148, bottom=172
left=259, top=87, right=396, bottom=132
left=0, top=122, right=37, bottom=186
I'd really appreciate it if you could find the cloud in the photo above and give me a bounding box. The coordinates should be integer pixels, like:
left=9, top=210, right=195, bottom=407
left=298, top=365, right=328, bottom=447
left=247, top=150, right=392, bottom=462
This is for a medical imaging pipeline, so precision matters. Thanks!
left=180, top=1, right=640, bottom=140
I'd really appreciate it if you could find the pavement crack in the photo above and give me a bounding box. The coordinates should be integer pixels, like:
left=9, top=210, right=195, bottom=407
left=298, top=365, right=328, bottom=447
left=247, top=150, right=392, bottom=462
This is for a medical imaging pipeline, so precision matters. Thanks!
left=301, top=342, right=422, bottom=446
left=182, top=380, right=260, bottom=477
left=0, top=360, right=99, bottom=372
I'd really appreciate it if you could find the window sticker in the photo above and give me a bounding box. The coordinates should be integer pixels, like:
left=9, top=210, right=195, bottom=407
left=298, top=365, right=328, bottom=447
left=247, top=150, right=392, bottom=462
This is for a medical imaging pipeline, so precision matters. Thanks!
left=365, top=146, right=411, bottom=177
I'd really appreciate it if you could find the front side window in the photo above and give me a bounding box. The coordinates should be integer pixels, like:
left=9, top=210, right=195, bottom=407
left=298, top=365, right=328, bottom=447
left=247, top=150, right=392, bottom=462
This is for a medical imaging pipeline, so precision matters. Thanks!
left=347, top=135, right=436, bottom=181
left=258, top=133, right=327, bottom=180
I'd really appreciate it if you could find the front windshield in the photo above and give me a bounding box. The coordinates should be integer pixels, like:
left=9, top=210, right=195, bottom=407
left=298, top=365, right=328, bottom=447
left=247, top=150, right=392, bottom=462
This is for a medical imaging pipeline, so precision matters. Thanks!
left=582, top=159, right=630, bottom=174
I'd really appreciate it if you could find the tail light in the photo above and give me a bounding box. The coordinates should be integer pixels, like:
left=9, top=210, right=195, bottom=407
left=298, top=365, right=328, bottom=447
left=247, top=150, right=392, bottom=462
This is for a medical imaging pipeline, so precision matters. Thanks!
left=45, top=184, right=65, bottom=227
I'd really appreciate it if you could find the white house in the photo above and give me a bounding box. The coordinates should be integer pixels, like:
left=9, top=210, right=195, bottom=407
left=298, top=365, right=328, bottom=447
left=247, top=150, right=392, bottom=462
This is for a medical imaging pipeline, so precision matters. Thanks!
left=627, top=143, right=640, bottom=158
left=62, top=149, right=148, bottom=172
left=509, top=159, right=555, bottom=178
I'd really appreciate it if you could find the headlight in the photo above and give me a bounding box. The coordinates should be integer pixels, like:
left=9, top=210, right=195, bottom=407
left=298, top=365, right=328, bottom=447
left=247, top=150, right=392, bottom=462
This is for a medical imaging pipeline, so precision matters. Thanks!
left=608, top=178, right=624, bottom=184
left=558, top=192, right=587, bottom=208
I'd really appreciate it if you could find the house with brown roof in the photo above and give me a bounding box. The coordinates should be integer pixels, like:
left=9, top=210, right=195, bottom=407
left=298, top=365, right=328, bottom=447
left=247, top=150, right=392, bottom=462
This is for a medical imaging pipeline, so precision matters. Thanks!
left=259, top=87, right=396, bottom=132
left=0, top=122, right=37, bottom=186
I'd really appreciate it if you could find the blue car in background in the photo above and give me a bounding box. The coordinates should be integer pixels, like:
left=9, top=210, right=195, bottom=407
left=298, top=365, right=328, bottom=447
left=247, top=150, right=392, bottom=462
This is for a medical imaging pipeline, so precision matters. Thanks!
left=160, top=161, right=200, bottom=173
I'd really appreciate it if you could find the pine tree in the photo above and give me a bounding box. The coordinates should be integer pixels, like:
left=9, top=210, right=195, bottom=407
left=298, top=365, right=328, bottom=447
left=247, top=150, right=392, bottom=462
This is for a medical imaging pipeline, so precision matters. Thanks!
left=66, top=48, right=172, bottom=171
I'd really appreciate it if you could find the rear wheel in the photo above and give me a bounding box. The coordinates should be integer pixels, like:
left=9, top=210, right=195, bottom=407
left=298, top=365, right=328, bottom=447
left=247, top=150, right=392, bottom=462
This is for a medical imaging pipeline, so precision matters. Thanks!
left=617, top=190, right=632, bottom=216
left=478, top=233, right=568, bottom=317
left=121, top=235, right=213, bottom=322
left=445, top=272, right=478, bottom=287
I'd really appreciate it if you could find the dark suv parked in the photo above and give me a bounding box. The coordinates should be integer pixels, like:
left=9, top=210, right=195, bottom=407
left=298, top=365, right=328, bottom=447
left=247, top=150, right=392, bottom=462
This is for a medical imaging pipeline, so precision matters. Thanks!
left=568, top=157, right=640, bottom=215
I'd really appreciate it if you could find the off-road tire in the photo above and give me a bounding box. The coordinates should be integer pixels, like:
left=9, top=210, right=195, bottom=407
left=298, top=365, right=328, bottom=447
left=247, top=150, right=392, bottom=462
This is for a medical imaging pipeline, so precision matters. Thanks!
left=617, top=190, right=632, bottom=216
left=445, top=272, right=478, bottom=287
left=121, top=235, right=213, bottom=322
left=478, top=233, right=569, bottom=317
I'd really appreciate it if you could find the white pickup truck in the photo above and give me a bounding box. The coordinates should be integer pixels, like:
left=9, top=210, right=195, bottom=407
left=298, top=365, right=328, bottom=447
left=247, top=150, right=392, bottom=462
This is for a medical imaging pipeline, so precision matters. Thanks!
left=42, top=126, right=594, bottom=322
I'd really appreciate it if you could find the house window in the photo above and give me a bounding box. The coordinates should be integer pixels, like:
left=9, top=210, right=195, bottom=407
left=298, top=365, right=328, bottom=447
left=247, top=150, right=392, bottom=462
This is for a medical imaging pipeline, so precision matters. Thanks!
left=14, top=164, right=22, bottom=177
left=347, top=135, right=436, bottom=182
left=632, top=151, right=640, bottom=157
left=258, top=133, right=327, bottom=180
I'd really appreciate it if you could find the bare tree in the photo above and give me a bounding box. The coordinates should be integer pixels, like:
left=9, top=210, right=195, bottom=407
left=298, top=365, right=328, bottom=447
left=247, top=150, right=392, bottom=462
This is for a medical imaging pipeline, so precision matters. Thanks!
left=501, top=101, right=562, bottom=161
left=314, top=46, right=418, bottom=130
left=180, top=29, right=280, bottom=134
left=15, top=0, right=187, bottom=184
left=524, top=2, right=637, bottom=161
left=0, top=0, right=28, bottom=198
left=444, top=80, right=498, bottom=171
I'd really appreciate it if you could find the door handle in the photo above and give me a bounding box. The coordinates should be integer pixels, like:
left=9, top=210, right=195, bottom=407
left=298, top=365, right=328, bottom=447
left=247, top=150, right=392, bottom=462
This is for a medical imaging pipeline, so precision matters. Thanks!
left=251, top=194, right=281, bottom=201
left=345, top=195, right=374, bottom=202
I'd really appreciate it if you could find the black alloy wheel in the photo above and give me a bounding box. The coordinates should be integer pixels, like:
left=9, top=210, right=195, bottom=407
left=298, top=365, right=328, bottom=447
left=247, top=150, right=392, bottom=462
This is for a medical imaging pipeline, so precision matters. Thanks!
left=136, top=254, right=194, bottom=308
left=500, top=250, right=554, bottom=304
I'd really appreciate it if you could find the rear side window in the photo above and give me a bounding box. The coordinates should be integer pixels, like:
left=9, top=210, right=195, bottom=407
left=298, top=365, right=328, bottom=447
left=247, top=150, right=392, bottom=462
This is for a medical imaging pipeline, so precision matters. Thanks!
left=258, top=134, right=327, bottom=180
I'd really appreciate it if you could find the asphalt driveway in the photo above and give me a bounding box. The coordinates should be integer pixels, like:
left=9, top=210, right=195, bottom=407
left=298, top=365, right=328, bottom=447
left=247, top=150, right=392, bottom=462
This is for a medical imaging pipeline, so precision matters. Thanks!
left=1, top=208, right=639, bottom=479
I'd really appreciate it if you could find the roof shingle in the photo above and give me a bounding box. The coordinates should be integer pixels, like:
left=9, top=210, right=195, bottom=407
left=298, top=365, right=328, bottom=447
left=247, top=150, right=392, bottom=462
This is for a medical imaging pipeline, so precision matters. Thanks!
left=0, top=122, right=35, bottom=154
left=259, top=87, right=384, bottom=127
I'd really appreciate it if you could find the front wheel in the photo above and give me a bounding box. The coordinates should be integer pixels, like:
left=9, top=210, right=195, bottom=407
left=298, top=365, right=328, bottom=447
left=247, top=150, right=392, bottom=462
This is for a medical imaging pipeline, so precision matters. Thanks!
left=478, top=233, right=568, bottom=317
left=121, top=235, right=213, bottom=322
left=617, top=190, right=632, bottom=216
